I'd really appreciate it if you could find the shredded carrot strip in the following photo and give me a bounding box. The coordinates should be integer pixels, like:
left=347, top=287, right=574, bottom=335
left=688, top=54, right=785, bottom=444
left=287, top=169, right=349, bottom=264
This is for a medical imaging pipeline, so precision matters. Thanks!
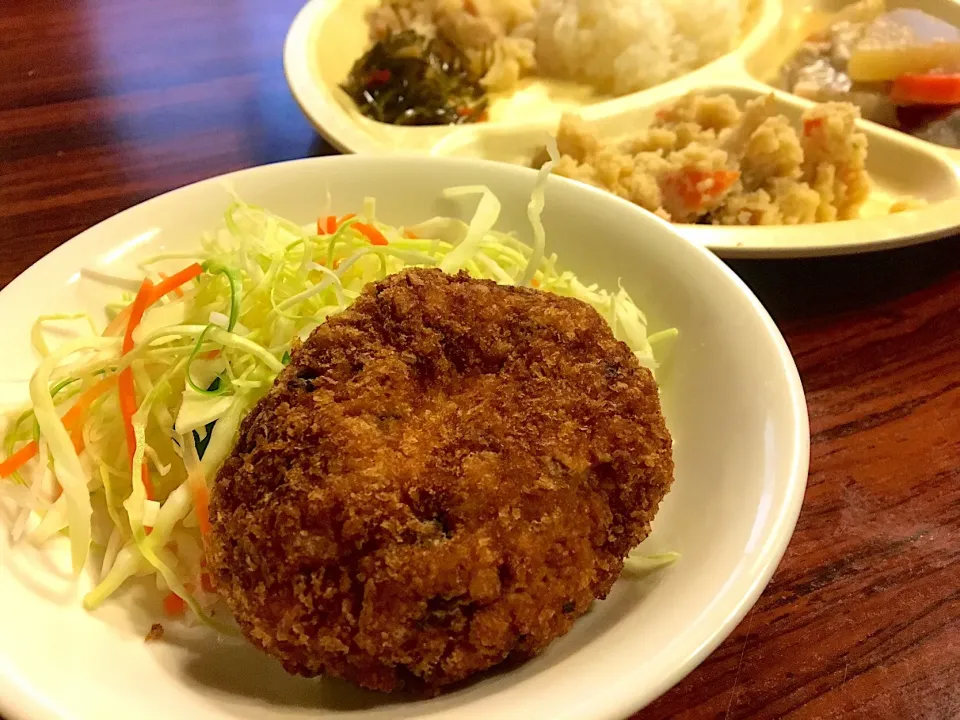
left=103, top=263, right=203, bottom=337
left=4, top=264, right=201, bottom=482
left=148, top=263, right=202, bottom=303
left=191, top=484, right=211, bottom=537
left=325, top=215, right=337, bottom=234
left=121, top=280, right=153, bottom=357
left=6, top=430, right=80, bottom=499
left=157, top=273, right=183, bottom=299
left=403, top=229, right=418, bottom=239
left=0, top=376, right=116, bottom=479
left=0, top=443, right=39, bottom=478
left=354, top=222, right=389, bottom=246
left=60, top=376, right=116, bottom=432
left=187, top=466, right=211, bottom=537
left=71, top=427, right=85, bottom=456
left=119, top=279, right=156, bottom=500
left=103, top=305, right=133, bottom=338
left=338, top=213, right=356, bottom=227
left=4, top=432, right=78, bottom=494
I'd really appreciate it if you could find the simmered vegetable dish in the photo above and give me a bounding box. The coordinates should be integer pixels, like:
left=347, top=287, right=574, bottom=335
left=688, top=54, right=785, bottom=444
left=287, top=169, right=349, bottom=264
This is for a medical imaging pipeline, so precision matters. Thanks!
left=779, top=0, right=960, bottom=148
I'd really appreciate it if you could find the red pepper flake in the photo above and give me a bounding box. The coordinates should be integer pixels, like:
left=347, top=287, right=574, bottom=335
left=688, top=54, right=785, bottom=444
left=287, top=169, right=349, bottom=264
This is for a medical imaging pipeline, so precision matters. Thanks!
left=367, top=69, right=392, bottom=86
left=162, top=592, right=186, bottom=617
left=664, top=168, right=740, bottom=210
left=803, top=117, right=824, bottom=136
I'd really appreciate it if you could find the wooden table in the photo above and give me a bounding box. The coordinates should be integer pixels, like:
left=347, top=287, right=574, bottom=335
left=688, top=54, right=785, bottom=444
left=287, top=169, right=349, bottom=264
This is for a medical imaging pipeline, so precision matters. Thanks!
left=2, top=1, right=958, bottom=718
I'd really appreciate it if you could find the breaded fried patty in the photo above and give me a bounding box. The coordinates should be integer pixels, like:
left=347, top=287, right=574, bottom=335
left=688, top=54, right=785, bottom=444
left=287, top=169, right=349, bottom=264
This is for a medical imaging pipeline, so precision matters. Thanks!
left=207, top=267, right=674, bottom=693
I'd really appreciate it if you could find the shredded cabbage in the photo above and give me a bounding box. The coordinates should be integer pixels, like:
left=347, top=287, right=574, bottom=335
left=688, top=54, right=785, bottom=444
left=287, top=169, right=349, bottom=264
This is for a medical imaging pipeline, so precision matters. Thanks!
left=623, top=551, right=681, bottom=575
left=2, top=160, right=677, bottom=618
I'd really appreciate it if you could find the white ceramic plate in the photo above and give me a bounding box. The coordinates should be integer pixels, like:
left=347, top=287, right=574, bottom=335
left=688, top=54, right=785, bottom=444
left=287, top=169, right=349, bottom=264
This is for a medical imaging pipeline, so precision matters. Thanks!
left=283, top=0, right=960, bottom=258
left=0, top=156, right=809, bottom=720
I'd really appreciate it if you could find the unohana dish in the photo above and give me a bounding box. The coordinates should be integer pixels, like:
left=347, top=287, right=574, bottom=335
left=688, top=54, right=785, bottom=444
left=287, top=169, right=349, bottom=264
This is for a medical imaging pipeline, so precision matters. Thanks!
left=538, top=92, right=920, bottom=226
left=779, top=0, right=960, bottom=148
left=342, top=0, right=747, bottom=125
left=0, top=157, right=678, bottom=693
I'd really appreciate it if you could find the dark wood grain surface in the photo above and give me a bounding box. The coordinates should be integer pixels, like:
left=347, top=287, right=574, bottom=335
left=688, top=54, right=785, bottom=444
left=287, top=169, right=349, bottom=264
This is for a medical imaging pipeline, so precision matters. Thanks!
left=2, top=1, right=958, bottom=718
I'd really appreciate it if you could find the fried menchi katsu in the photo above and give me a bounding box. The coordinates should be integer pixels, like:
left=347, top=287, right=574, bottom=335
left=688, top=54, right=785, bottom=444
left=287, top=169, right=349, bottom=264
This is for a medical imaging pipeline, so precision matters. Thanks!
left=207, top=267, right=674, bottom=694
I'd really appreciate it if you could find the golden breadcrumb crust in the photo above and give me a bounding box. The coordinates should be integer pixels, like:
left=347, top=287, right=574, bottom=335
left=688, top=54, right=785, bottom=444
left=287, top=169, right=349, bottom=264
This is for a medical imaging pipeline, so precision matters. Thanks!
left=208, top=268, right=673, bottom=693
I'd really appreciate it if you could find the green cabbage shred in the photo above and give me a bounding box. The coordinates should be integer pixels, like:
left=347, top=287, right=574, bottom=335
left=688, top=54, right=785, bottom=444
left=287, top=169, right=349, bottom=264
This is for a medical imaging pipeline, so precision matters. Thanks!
left=2, top=161, right=677, bottom=618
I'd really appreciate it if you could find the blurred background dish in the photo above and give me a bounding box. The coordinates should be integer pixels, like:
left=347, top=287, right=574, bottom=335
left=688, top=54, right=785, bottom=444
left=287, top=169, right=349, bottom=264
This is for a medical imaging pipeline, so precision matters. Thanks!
left=284, top=0, right=960, bottom=257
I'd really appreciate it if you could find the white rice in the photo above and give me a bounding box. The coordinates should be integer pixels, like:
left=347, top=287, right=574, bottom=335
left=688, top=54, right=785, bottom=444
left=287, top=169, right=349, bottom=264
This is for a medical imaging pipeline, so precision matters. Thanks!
left=367, top=0, right=745, bottom=96
left=534, top=0, right=745, bottom=95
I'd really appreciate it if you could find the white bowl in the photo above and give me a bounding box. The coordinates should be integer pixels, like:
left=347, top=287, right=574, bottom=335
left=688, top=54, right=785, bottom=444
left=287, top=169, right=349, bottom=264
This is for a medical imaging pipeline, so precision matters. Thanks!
left=0, top=156, right=809, bottom=720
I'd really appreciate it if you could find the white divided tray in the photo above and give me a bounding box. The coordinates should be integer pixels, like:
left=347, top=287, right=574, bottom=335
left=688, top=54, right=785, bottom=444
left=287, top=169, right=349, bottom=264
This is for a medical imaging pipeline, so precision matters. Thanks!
left=284, top=0, right=960, bottom=257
